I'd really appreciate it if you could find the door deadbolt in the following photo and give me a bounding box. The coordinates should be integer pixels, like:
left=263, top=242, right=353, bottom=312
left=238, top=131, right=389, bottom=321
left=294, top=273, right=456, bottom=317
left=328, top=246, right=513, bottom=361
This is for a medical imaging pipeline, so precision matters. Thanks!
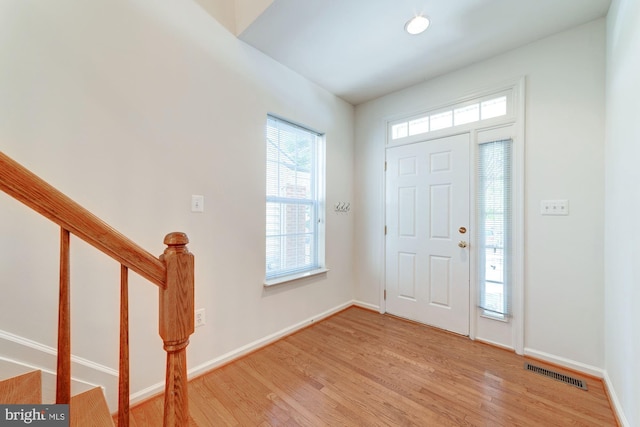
left=458, top=227, right=467, bottom=234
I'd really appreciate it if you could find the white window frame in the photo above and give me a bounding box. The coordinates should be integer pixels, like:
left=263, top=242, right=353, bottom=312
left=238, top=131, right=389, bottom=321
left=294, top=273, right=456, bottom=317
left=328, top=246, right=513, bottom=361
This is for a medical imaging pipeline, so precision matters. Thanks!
left=264, top=115, right=326, bottom=286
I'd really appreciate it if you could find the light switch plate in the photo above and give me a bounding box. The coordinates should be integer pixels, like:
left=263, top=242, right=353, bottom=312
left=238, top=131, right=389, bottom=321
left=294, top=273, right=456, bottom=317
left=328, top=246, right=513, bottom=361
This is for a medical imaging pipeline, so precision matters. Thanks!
left=191, top=195, right=204, bottom=212
left=540, top=199, right=569, bottom=215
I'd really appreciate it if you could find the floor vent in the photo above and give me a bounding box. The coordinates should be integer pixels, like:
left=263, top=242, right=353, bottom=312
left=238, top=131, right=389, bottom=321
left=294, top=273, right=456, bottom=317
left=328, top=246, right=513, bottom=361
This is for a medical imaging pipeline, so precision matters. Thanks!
left=524, top=362, right=588, bottom=390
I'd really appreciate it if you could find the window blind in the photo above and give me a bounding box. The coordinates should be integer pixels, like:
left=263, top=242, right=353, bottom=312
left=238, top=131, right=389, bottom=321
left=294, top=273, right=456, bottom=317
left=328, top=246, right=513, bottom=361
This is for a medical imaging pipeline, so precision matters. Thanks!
left=477, top=139, right=513, bottom=317
left=266, top=116, right=321, bottom=280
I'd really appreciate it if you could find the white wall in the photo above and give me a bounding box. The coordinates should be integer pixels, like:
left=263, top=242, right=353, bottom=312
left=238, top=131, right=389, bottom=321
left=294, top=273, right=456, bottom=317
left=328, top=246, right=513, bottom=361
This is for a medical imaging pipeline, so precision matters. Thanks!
left=355, top=20, right=605, bottom=370
left=605, top=1, right=640, bottom=425
left=0, top=0, right=354, bottom=401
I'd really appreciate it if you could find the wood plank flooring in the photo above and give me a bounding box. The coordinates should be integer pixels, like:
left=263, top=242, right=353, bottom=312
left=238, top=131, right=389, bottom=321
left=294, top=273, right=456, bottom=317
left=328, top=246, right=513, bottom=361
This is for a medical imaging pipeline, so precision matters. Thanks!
left=125, top=307, right=618, bottom=426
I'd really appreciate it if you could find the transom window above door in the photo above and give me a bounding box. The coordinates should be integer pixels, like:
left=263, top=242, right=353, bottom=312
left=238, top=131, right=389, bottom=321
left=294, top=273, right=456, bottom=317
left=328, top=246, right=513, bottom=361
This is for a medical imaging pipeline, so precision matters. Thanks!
left=388, top=90, right=513, bottom=143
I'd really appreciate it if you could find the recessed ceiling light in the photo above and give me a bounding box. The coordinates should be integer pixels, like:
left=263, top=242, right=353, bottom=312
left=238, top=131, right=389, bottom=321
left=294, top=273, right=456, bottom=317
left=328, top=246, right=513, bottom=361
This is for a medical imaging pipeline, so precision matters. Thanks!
left=405, top=15, right=430, bottom=35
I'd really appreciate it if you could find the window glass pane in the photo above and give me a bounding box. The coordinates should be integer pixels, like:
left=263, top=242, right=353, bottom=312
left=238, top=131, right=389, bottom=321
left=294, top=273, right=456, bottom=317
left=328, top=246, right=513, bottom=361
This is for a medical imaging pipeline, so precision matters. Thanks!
left=266, top=203, right=315, bottom=275
left=478, top=139, right=512, bottom=317
left=392, top=122, right=408, bottom=139
left=389, top=91, right=510, bottom=141
left=454, top=104, right=480, bottom=126
left=408, top=116, right=429, bottom=136
left=266, top=202, right=283, bottom=276
left=266, top=116, right=322, bottom=280
left=430, top=110, right=453, bottom=131
left=481, top=96, right=507, bottom=120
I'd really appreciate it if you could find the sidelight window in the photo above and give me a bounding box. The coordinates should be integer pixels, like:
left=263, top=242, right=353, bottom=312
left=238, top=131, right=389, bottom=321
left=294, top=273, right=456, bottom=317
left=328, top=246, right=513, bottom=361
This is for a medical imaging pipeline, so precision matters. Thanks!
left=477, top=139, right=513, bottom=318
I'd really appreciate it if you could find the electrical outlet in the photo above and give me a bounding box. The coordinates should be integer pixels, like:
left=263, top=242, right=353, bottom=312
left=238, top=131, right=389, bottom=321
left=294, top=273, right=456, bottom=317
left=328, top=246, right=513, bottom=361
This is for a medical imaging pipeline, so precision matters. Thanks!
left=195, top=308, right=206, bottom=328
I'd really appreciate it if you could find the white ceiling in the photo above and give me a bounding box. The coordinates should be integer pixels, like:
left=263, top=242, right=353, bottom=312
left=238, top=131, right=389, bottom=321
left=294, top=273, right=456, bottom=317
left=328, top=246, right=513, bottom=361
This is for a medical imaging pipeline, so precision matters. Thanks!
left=238, top=0, right=611, bottom=105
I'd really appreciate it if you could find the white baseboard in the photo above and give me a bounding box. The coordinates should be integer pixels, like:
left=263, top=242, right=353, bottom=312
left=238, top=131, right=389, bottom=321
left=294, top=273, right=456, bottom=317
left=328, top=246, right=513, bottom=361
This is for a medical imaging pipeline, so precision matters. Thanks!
left=603, top=370, right=630, bottom=427
left=475, top=337, right=515, bottom=352
left=0, top=329, right=118, bottom=411
left=523, top=348, right=604, bottom=378
left=352, top=300, right=380, bottom=312
left=130, top=300, right=355, bottom=405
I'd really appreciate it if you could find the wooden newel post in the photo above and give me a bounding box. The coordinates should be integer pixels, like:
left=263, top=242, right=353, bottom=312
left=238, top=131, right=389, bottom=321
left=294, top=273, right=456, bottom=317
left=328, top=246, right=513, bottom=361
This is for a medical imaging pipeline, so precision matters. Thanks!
left=159, top=232, right=194, bottom=427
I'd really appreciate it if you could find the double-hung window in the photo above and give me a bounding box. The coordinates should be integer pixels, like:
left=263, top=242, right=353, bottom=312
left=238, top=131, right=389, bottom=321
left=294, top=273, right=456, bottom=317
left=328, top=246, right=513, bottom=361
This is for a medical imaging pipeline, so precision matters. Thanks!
left=265, top=115, right=325, bottom=284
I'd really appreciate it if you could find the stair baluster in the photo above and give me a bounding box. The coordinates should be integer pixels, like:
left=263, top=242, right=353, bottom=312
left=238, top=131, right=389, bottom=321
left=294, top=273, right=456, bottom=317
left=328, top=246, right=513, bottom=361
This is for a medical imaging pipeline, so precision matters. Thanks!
left=56, top=228, right=71, bottom=404
left=119, top=265, right=130, bottom=427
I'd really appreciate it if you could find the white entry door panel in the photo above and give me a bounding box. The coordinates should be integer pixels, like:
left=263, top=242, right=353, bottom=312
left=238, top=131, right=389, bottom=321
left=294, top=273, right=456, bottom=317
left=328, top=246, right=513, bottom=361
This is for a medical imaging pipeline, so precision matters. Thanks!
left=386, top=133, right=470, bottom=335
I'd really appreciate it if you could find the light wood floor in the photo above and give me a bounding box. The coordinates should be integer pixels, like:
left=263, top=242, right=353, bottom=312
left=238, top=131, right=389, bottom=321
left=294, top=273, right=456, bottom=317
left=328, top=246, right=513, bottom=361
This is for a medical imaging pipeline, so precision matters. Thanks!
left=125, top=307, right=618, bottom=426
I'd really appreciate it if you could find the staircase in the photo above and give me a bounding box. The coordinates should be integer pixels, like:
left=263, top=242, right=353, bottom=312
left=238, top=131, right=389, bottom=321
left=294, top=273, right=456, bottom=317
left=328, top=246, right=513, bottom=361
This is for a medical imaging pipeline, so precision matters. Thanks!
left=0, top=371, right=42, bottom=405
left=0, top=151, right=195, bottom=426
left=0, top=370, right=113, bottom=426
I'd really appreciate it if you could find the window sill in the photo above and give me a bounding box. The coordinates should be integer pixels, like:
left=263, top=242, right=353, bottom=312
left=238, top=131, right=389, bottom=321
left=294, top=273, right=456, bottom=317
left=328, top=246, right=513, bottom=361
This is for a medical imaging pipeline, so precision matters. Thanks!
left=264, top=268, right=329, bottom=287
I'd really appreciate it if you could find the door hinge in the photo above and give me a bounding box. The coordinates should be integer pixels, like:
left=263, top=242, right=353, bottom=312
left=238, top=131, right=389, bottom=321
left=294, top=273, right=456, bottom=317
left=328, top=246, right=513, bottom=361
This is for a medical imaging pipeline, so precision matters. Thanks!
left=384, top=225, right=387, bottom=235
left=384, top=161, right=387, bottom=171
left=384, top=289, right=387, bottom=300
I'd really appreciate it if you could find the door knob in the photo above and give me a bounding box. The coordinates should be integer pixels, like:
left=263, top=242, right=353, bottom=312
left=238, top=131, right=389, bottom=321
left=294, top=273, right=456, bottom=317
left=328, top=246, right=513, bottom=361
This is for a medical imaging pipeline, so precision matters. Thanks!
left=458, top=240, right=468, bottom=248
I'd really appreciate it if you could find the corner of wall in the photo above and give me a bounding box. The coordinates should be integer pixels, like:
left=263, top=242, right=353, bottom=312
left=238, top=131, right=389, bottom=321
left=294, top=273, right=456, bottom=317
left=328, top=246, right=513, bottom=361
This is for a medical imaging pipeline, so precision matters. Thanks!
left=603, top=370, right=631, bottom=427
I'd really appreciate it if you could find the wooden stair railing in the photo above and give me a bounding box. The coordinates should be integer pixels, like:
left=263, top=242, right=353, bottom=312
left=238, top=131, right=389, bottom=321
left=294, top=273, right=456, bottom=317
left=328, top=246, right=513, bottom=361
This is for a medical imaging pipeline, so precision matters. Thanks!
left=0, top=151, right=194, bottom=426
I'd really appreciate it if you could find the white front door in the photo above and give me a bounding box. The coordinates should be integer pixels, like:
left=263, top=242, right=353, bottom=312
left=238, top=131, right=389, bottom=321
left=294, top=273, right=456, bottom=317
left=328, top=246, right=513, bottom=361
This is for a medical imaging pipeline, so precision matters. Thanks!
left=385, top=133, right=470, bottom=335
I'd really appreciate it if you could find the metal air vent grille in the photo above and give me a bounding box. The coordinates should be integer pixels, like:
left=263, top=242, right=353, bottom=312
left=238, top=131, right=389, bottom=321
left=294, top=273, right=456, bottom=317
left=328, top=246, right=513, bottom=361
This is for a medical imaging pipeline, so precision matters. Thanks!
left=524, top=362, right=588, bottom=390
